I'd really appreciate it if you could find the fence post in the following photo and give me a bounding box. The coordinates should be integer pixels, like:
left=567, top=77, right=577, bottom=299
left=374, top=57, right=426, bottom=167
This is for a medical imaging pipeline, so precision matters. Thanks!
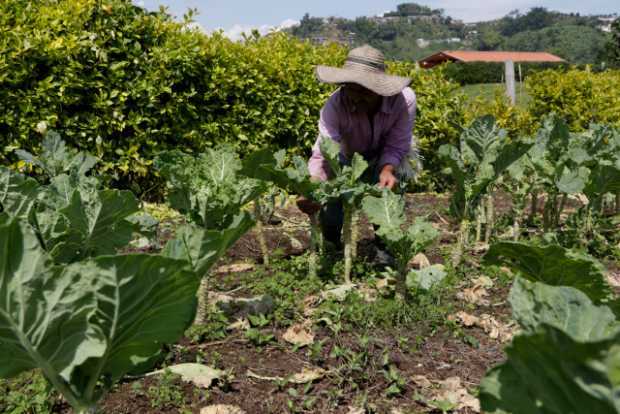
left=505, top=60, right=516, bottom=105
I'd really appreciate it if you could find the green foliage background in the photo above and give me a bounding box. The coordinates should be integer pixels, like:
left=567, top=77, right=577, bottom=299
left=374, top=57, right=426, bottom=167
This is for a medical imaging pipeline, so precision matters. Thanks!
left=0, top=0, right=465, bottom=194
left=526, top=69, right=620, bottom=130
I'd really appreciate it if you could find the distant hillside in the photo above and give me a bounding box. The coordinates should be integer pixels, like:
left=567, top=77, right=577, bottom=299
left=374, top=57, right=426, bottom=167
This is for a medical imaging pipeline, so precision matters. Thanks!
left=287, top=3, right=616, bottom=64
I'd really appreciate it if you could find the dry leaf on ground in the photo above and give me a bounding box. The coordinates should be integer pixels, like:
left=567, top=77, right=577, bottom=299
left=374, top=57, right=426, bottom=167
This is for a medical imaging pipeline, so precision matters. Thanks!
left=227, top=318, right=250, bottom=331
left=246, top=367, right=325, bottom=384
left=411, top=374, right=433, bottom=389
left=200, top=405, right=246, bottom=414
left=283, top=323, right=314, bottom=347
left=411, top=253, right=431, bottom=269
left=346, top=407, right=365, bottom=414
left=472, top=275, right=494, bottom=288
left=451, top=312, right=513, bottom=342
left=214, top=263, right=254, bottom=274
left=303, top=295, right=320, bottom=317
left=435, top=377, right=480, bottom=412
left=456, top=285, right=490, bottom=306
left=454, top=311, right=480, bottom=327
left=149, top=363, right=223, bottom=389
left=321, top=284, right=356, bottom=301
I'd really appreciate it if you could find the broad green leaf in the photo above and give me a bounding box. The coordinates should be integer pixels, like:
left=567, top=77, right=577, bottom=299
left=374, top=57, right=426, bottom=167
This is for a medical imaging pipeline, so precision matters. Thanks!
left=319, top=137, right=342, bottom=177
left=162, top=212, right=254, bottom=277
left=556, top=166, right=589, bottom=194
left=406, top=264, right=447, bottom=290
left=0, top=216, right=103, bottom=381
left=51, top=189, right=139, bottom=262
left=0, top=167, right=39, bottom=217
left=480, top=325, right=620, bottom=414
left=509, top=277, right=619, bottom=342
left=362, top=190, right=406, bottom=238
left=584, top=164, right=620, bottom=205
left=406, top=218, right=440, bottom=253
left=461, top=115, right=503, bottom=163
left=69, top=254, right=200, bottom=390
left=483, top=242, right=612, bottom=303
left=240, top=149, right=317, bottom=196
left=16, top=131, right=97, bottom=178
left=349, top=153, right=368, bottom=183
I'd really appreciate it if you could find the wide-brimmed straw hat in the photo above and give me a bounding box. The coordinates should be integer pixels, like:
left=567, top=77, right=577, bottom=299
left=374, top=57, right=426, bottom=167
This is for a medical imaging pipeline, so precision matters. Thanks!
left=315, top=45, right=411, bottom=97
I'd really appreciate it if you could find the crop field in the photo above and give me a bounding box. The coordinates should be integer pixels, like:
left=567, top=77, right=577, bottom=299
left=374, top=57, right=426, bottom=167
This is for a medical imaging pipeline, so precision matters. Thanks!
left=1, top=2, right=620, bottom=414
left=1, top=117, right=619, bottom=414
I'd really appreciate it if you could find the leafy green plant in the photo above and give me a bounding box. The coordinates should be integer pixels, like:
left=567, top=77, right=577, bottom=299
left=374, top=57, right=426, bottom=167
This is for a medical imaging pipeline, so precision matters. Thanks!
left=483, top=241, right=613, bottom=304
left=156, top=147, right=262, bottom=323
left=315, top=138, right=380, bottom=283
left=0, top=215, right=200, bottom=414
left=1, top=132, right=143, bottom=264
left=362, top=189, right=440, bottom=297
left=240, top=148, right=322, bottom=277
left=439, top=116, right=533, bottom=265
left=479, top=275, right=620, bottom=414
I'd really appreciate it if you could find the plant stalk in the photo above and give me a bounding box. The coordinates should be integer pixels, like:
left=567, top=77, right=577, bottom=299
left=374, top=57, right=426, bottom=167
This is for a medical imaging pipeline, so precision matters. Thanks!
left=254, top=201, right=269, bottom=266
left=343, top=205, right=353, bottom=284
left=194, top=276, right=209, bottom=325
left=556, top=193, right=567, bottom=228
left=528, top=191, right=538, bottom=224
left=616, top=192, right=620, bottom=214
left=308, top=213, right=322, bottom=278
left=451, top=220, right=470, bottom=267
left=475, top=205, right=483, bottom=243
left=484, top=195, right=494, bottom=243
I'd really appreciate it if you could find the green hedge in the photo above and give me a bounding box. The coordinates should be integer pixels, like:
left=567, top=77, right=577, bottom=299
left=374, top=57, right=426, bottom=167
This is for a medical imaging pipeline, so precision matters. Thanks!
left=526, top=69, right=620, bottom=130
left=443, top=61, right=573, bottom=85
left=0, top=0, right=464, bottom=194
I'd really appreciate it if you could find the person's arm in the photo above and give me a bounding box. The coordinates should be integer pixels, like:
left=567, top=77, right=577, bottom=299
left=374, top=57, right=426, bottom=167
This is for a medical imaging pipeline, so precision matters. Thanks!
left=378, top=88, right=417, bottom=188
left=308, top=92, right=342, bottom=182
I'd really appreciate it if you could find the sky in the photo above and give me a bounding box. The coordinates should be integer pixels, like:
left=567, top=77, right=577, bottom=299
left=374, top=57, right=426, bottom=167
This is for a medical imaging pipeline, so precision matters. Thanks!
left=135, top=0, right=619, bottom=40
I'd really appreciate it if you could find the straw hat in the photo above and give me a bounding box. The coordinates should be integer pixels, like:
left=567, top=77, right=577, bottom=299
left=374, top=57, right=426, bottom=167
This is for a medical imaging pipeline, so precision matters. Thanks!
left=315, top=45, right=411, bottom=97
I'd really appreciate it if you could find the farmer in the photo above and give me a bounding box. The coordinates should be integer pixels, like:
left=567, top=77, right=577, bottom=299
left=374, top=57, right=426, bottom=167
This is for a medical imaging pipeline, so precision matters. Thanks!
left=297, top=44, right=418, bottom=262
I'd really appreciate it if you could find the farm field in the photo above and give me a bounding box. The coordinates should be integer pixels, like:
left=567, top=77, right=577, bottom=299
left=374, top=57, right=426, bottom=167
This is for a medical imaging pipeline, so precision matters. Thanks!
left=2, top=2, right=620, bottom=413
left=460, top=83, right=531, bottom=109
left=2, top=117, right=619, bottom=414
left=5, top=190, right=618, bottom=414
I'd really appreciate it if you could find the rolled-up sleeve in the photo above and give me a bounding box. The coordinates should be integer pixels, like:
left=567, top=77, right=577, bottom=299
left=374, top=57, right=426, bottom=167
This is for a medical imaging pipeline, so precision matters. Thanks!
left=378, top=88, right=416, bottom=169
left=308, top=92, right=342, bottom=181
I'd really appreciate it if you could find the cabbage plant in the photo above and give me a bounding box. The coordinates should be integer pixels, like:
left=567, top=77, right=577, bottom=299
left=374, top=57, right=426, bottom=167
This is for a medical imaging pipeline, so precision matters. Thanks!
left=1, top=132, right=143, bottom=264
left=479, top=242, right=620, bottom=413
left=362, top=189, right=441, bottom=298
left=439, top=116, right=533, bottom=265
left=0, top=215, right=200, bottom=413
left=155, top=147, right=265, bottom=322
left=241, top=148, right=323, bottom=277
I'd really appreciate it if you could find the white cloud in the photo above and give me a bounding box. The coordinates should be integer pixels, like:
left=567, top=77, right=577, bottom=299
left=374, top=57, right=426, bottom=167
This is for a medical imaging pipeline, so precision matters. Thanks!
left=134, top=0, right=145, bottom=7
left=219, top=18, right=300, bottom=42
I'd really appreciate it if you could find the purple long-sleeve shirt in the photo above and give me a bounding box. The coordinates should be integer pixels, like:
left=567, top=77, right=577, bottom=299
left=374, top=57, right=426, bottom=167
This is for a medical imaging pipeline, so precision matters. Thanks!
left=308, top=86, right=416, bottom=181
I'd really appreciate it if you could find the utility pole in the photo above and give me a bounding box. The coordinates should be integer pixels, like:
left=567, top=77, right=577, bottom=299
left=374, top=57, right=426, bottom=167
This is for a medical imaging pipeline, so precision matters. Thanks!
left=505, top=60, right=516, bottom=105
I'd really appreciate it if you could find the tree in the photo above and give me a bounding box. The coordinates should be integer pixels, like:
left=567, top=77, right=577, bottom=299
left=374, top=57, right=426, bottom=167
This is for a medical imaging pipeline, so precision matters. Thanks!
left=607, top=18, right=620, bottom=67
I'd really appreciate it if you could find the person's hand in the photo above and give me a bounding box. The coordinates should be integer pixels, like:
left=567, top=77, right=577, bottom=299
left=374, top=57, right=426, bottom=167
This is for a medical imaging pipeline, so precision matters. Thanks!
left=378, top=165, right=397, bottom=190
left=297, top=196, right=321, bottom=215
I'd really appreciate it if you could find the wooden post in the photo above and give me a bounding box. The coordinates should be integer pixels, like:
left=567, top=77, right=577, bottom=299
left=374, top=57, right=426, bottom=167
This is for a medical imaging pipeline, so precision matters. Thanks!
left=505, top=60, right=516, bottom=105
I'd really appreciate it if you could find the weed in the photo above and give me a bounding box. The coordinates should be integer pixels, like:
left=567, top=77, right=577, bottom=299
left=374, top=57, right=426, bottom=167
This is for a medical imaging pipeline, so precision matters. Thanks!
left=146, top=369, right=187, bottom=410
left=0, top=371, right=58, bottom=414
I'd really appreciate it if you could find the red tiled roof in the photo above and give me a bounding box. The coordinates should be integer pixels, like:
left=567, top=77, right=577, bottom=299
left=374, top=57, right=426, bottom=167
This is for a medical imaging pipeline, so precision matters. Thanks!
left=419, top=50, right=565, bottom=68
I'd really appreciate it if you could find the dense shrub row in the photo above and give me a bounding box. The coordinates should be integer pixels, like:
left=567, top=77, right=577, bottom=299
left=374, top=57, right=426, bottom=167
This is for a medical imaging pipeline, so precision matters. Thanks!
left=0, top=0, right=465, bottom=193
left=443, top=61, right=572, bottom=85
left=526, top=68, right=620, bottom=130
